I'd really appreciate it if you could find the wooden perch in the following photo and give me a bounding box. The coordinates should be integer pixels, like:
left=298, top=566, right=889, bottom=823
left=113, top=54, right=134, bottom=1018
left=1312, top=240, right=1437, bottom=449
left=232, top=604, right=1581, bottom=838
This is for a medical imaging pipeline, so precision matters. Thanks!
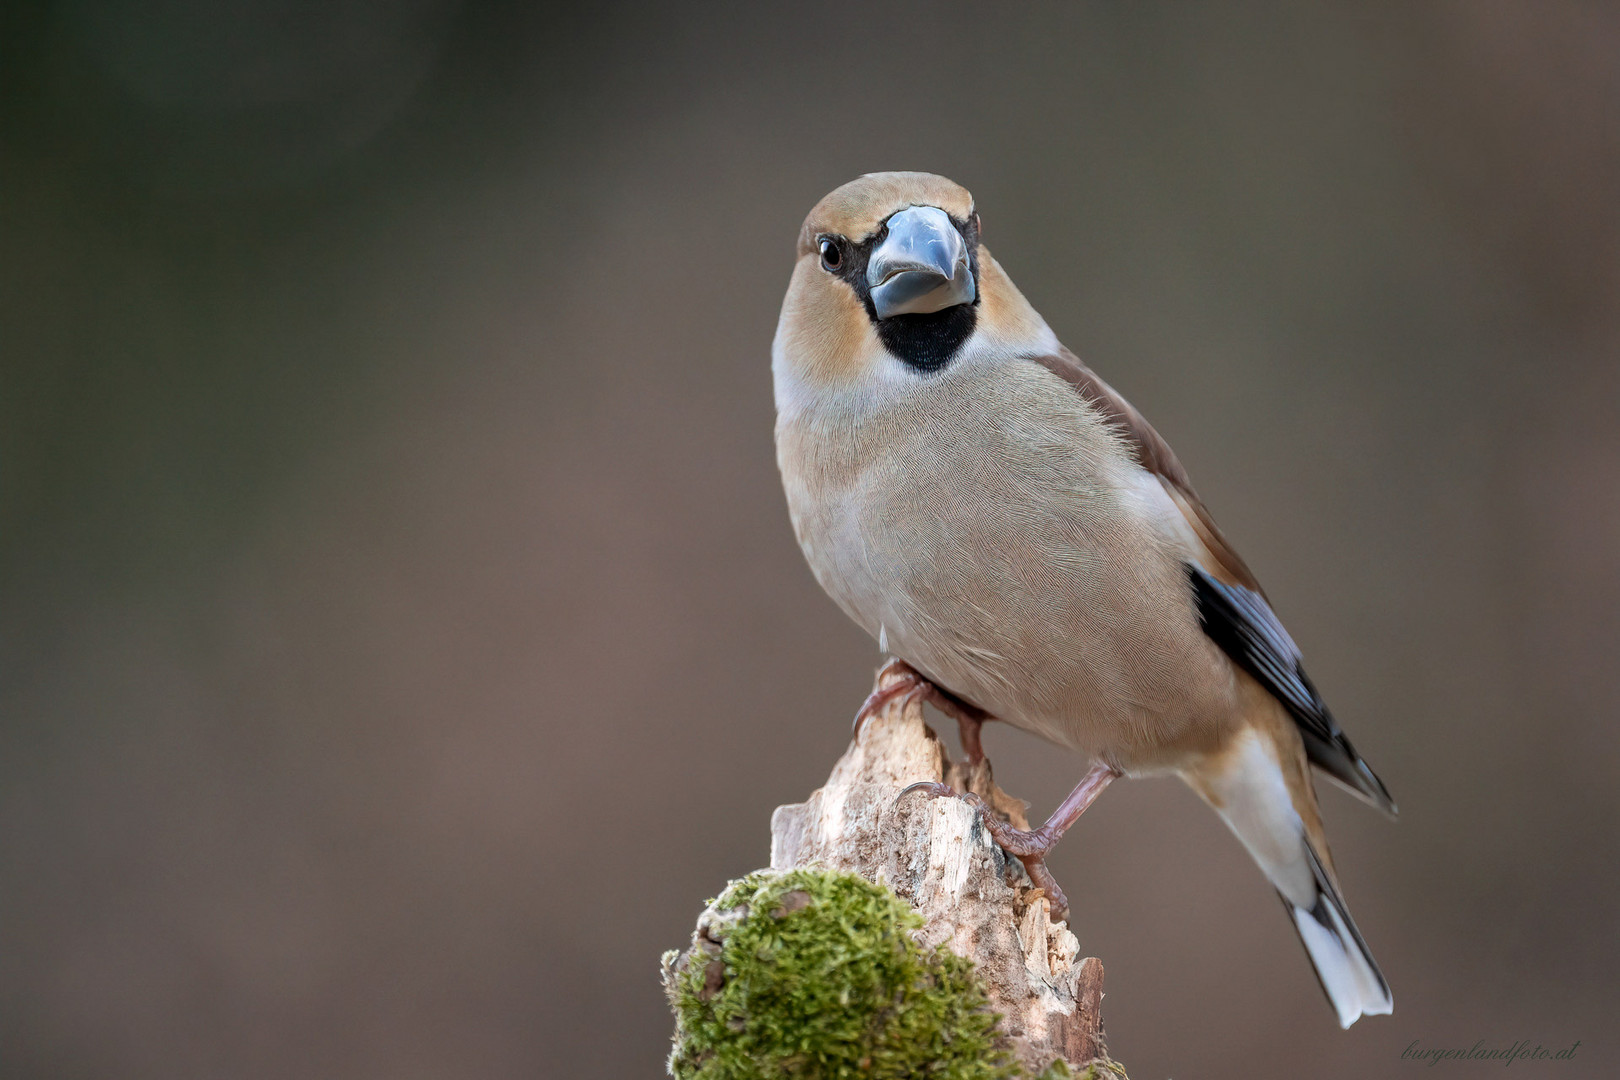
left=767, top=666, right=1125, bottom=1077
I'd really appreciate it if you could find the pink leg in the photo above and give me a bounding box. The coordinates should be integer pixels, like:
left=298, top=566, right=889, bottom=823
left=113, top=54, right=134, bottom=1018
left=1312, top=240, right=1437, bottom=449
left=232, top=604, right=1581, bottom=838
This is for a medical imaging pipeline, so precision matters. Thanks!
left=901, top=761, right=1120, bottom=919
left=852, top=658, right=996, bottom=765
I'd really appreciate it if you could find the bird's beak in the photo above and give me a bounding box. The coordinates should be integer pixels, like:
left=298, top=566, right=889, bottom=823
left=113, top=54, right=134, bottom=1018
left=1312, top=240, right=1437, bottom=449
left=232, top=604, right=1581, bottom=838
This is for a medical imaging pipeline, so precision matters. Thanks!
left=866, top=206, right=976, bottom=320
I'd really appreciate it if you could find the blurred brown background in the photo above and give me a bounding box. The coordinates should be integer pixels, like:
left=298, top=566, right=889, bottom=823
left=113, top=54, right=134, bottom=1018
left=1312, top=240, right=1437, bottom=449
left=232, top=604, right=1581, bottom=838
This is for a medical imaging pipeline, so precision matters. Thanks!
left=4, top=2, right=1618, bottom=1077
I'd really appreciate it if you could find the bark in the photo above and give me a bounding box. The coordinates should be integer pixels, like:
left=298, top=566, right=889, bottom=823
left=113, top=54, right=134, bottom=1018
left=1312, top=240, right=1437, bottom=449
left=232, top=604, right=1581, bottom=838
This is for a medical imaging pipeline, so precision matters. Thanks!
left=769, top=667, right=1126, bottom=1077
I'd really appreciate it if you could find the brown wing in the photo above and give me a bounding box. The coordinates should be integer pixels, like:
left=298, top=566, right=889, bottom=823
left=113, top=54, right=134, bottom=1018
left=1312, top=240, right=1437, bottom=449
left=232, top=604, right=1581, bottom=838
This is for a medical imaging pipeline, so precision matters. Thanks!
left=1027, top=348, right=1396, bottom=814
left=1028, top=347, right=1262, bottom=593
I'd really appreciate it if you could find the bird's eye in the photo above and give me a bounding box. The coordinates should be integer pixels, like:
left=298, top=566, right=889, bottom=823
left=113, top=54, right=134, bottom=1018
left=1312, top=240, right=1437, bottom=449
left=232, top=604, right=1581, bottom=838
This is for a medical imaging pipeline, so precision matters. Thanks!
left=819, top=238, right=842, bottom=271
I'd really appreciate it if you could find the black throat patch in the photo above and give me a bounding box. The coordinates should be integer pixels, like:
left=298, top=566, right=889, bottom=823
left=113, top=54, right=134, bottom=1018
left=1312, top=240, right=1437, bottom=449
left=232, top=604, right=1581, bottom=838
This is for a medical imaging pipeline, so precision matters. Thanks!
left=823, top=212, right=981, bottom=374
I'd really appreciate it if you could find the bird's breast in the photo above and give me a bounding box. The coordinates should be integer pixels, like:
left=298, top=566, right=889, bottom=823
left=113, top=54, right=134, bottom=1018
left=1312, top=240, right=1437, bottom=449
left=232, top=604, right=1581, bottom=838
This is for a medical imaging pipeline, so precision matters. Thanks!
left=776, top=360, right=1235, bottom=763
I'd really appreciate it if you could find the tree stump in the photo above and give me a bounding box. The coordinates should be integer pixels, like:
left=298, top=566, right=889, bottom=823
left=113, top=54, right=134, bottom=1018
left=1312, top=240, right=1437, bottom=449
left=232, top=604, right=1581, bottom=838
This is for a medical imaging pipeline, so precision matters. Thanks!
left=767, top=666, right=1125, bottom=1077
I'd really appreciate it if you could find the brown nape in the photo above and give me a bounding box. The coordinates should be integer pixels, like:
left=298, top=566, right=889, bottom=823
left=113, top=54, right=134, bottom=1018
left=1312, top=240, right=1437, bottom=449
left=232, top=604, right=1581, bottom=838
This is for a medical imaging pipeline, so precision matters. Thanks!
left=798, top=171, right=976, bottom=257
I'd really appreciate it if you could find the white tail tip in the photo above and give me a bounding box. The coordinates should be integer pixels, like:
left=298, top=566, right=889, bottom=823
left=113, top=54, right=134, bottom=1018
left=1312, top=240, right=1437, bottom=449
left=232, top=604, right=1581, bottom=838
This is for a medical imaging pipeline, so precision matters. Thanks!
left=1287, top=846, right=1392, bottom=1028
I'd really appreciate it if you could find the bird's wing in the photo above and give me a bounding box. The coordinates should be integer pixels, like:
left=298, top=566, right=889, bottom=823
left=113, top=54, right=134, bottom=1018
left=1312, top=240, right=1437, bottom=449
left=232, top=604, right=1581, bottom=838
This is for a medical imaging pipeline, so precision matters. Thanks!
left=1027, top=348, right=1396, bottom=815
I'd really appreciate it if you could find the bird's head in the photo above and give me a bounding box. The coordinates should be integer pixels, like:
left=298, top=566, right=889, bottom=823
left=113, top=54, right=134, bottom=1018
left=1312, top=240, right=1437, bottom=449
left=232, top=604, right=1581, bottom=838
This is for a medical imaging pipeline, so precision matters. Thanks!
left=774, top=172, right=1054, bottom=407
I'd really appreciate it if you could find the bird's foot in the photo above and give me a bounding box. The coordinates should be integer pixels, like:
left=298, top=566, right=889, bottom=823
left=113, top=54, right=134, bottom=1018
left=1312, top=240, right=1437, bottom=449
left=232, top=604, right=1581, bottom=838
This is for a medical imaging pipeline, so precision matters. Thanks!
left=899, top=761, right=1121, bottom=922
left=898, top=781, right=1073, bottom=918
left=852, top=658, right=993, bottom=764
left=851, top=658, right=931, bottom=741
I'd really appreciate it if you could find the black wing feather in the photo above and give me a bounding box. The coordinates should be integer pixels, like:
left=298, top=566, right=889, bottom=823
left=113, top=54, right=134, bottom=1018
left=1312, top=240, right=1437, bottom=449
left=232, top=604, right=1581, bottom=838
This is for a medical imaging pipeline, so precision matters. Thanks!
left=1188, top=565, right=1396, bottom=816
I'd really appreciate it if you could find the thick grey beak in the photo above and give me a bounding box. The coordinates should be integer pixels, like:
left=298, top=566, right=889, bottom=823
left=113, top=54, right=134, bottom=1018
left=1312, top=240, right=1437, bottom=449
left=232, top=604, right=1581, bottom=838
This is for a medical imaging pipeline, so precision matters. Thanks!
left=866, top=206, right=976, bottom=320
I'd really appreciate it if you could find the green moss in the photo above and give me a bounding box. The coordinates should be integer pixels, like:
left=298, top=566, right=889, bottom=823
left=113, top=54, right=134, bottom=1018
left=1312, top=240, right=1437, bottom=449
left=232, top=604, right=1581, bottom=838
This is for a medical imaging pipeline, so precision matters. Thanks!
left=1035, top=1058, right=1129, bottom=1080
left=664, top=867, right=1021, bottom=1079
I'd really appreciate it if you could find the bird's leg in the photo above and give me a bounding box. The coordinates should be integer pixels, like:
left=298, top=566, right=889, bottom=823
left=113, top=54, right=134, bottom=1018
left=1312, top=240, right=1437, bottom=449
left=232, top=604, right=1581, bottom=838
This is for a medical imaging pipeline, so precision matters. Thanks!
left=901, top=761, right=1120, bottom=920
left=852, top=659, right=996, bottom=764
left=929, top=688, right=992, bottom=766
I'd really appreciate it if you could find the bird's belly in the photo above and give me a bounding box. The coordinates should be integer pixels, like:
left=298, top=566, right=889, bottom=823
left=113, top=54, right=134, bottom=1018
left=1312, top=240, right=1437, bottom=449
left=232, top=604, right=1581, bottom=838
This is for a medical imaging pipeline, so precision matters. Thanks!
left=788, top=410, right=1234, bottom=766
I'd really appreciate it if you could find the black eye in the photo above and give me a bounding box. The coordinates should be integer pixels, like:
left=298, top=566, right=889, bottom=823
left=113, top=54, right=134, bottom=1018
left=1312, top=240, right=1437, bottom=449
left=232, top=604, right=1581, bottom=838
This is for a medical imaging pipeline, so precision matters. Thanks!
left=819, top=238, right=842, bottom=271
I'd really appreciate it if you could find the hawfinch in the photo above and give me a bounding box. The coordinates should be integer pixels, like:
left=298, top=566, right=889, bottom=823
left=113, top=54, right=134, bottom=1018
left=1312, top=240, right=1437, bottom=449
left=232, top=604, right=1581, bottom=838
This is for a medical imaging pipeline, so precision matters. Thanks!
left=771, top=172, right=1395, bottom=1028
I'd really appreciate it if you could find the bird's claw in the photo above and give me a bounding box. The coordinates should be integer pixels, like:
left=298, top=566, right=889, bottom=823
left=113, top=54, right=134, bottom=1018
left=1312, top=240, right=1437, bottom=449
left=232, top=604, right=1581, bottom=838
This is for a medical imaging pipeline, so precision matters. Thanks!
left=851, top=659, right=931, bottom=741
left=852, top=660, right=993, bottom=768
left=896, top=780, right=960, bottom=804
left=893, top=779, right=1070, bottom=920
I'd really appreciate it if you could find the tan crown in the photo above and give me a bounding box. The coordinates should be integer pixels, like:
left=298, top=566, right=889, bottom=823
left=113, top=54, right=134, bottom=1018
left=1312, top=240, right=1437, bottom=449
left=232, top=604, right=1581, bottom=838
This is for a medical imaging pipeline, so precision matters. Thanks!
left=797, top=172, right=976, bottom=256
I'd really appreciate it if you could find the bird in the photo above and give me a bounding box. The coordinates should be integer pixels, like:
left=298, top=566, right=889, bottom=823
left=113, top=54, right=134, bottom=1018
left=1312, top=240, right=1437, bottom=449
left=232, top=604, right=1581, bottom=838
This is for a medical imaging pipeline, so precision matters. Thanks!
left=771, top=171, right=1395, bottom=1028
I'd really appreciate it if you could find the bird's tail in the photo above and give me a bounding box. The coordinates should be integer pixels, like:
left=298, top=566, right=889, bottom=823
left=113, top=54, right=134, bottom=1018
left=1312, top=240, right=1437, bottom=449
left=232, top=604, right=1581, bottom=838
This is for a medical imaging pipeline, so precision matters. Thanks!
left=1185, top=725, right=1392, bottom=1028
left=1283, top=843, right=1393, bottom=1028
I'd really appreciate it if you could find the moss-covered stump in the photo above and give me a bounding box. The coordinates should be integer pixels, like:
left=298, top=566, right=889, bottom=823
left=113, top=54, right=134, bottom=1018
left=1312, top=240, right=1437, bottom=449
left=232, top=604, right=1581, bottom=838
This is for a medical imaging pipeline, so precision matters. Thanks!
left=663, top=666, right=1129, bottom=1079
left=663, top=867, right=1093, bottom=1079
left=767, top=667, right=1125, bottom=1076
